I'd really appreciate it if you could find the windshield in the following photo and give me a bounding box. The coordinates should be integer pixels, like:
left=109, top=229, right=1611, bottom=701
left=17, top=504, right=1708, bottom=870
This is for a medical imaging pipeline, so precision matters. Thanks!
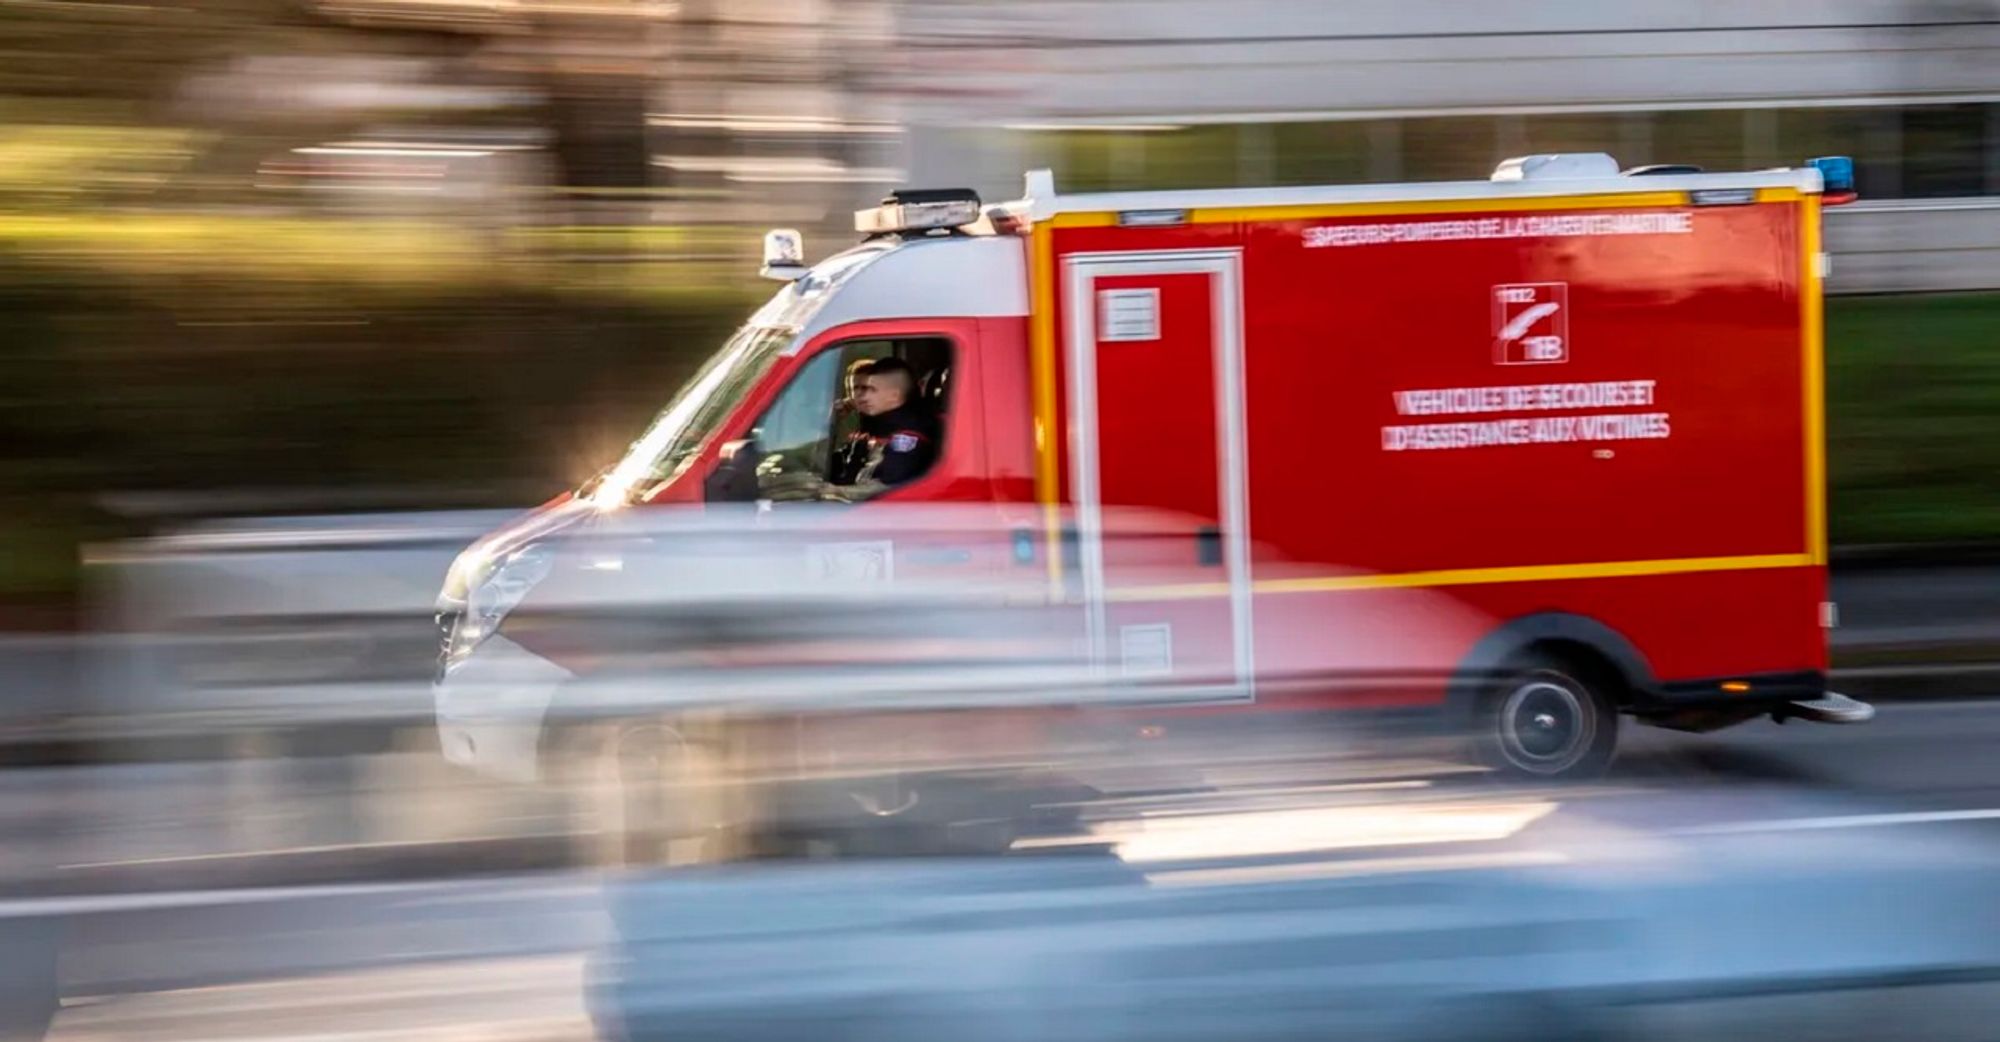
left=592, top=325, right=794, bottom=505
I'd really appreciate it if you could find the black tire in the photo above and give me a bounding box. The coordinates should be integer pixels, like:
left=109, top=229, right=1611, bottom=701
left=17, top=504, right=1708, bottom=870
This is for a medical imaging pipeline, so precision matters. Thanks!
left=1472, top=653, right=1619, bottom=780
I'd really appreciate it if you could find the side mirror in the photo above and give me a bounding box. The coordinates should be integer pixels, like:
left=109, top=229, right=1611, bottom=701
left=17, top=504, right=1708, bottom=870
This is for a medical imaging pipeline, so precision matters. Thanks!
left=703, top=438, right=762, bottom=502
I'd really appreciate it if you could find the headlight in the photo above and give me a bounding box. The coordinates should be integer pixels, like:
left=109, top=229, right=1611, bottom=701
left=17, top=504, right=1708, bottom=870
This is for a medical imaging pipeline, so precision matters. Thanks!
left=439, top=544, right=492, bottom=610
left=440, top=544, right=553, bottom=675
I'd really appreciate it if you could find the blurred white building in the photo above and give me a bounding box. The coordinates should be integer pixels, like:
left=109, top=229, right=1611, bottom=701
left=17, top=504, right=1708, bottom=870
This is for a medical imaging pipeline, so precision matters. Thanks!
left=280, top=0, right=2000, bottom=289
left=885, top=0, right=2000, bottom=293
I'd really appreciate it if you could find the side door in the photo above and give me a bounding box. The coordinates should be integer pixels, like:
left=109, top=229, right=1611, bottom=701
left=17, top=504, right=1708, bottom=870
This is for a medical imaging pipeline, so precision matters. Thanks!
left=1064, top=249, right=1253, bottom=701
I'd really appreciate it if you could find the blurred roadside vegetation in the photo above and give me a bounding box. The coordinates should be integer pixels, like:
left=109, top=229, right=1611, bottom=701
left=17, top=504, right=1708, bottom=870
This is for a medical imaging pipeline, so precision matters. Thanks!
left=3, top=201, right=1993, bottom=614
left=0, top=126, right=757, bottom=619
left=2, top=118, right=1998, bottom=617
left=1826, top=294, right=2000, bottom=547
left=0, top=0, right=756, bottom=621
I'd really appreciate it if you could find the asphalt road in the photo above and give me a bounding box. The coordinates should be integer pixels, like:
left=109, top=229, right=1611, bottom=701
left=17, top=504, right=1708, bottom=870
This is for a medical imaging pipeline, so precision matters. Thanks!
left=11, top=696, right=2000, bottom=1041
left=1616, top=695, right=2000, bottom=803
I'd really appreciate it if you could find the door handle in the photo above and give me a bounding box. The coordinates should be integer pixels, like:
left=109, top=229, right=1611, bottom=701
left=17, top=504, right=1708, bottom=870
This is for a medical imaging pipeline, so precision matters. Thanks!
left=1196, top=526, right=1222, bottom=566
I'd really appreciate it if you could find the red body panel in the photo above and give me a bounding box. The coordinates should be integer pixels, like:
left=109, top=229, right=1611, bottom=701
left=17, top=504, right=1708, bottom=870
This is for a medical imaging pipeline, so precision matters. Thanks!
left=1048, top=199, right=1825, bottom=708
left=1240, top=206, right=1805, bottom=573
left=1090, top=273, right=1225, bottom=529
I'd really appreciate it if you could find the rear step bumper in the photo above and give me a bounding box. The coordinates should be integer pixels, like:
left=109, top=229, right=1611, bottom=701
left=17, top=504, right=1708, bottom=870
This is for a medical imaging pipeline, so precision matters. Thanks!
left=1782, top=692, right=1876, bottom=724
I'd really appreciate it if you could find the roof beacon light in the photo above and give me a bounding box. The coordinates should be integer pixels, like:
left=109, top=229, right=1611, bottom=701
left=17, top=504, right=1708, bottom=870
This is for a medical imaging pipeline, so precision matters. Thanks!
left=985, top=203, right=1031, bottom=236
left=1492, top=153, right=1621, bottom=182
left=1807, top=156, right=1858, bottom=205
left=855, top=188, right=983, bottom=236
left=760, top=228, right=809, bottom=282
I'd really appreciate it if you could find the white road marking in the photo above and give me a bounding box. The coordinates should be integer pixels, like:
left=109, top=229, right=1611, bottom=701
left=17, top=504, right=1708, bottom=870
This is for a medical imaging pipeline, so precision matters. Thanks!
left=0, top=875, right=583, bottom=918
left=1147, top=849, right=1569, bottom=888
left=61, top=834, right=570, bottom=871
left=1678, top=807, right=2000, bottom=836
left=1108, top=801, right=1560, bottom=863
left=49, top=954, right=592, bottom=1042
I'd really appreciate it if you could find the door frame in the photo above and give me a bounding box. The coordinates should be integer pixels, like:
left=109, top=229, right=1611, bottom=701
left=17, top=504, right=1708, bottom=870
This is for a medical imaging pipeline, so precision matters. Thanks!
left=1062, top=248, right=1253, bottom=703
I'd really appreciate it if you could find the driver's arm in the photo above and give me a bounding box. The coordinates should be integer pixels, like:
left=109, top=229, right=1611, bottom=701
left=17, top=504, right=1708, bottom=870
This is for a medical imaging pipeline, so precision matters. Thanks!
left=817, top=477, right=886, bottom=503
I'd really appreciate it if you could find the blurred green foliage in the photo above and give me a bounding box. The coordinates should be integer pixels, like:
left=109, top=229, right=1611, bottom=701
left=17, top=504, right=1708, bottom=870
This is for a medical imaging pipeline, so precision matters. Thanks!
left=0, top=210, right=756, bottom=611
left=0, top=210, right=1996, bottom=610
left=1827, top=294, right=2000, bottom=546
left=0, top=125, right=209, bottom=205
left=0, top=119, right=1995, bottom=612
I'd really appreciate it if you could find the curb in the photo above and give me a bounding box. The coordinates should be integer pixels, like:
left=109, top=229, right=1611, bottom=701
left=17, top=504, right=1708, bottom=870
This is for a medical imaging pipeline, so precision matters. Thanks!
left=1830, top=543, right=2000, bottom=570
left=1832, top=663, right=2000, bottom=703
left=7, top=835, right=580, bottom=901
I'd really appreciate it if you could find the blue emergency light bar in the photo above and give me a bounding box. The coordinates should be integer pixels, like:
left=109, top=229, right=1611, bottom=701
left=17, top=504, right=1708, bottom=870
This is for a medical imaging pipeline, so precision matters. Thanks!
left=1807, top=156, right=1857, bottom=204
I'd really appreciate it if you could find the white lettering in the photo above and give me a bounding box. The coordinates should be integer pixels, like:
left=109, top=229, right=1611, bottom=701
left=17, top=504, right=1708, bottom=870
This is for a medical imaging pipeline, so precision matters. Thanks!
left=1312, top=211, right=1694, bottom=248
left=1382, top=412, right=1672, bottom=452
left=1391, top=380, right=1659, bottom=417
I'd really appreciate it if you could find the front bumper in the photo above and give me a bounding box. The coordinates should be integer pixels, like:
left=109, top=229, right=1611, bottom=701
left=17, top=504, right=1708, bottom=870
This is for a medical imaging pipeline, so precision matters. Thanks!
left=434, top=633, right=575, bottom=784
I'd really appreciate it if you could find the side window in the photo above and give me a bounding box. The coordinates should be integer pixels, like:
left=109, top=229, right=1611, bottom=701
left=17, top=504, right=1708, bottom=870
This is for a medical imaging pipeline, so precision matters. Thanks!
left=740, top=336, right=953, bottom=503
left=759, top=351, right=840, bottom=465
left=744, top=349, right=841, bottom=502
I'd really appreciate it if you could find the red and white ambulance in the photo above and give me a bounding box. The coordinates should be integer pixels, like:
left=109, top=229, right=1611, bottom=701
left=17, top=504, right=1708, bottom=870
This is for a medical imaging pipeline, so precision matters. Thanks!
left=435, top=151, right=1869, bottom=814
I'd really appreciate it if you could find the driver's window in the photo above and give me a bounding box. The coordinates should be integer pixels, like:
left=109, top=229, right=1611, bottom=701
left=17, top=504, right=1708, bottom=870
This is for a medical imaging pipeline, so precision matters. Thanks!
left=739, top=337, right=950, bottom=503
left=745, top=348, right=843, bottom=501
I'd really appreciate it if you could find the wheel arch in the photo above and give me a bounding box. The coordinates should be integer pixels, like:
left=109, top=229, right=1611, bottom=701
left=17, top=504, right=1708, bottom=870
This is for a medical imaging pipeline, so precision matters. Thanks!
left=1448, top=612, right=1659, bottom=721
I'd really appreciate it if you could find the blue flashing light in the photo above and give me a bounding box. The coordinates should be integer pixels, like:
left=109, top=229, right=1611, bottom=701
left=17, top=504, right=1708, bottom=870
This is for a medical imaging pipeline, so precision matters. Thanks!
left=1807, top=156, right=1856, bottom=196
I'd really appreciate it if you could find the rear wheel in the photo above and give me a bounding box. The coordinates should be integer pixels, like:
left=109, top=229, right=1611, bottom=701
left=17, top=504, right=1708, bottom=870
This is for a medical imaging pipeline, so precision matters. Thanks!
left=1473, top=655, right=1619, bottom=780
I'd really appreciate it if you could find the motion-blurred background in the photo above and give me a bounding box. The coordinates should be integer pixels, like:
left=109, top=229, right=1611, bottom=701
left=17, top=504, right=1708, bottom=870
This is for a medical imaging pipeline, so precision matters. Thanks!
left=6, top=1, right=2000, bottom=625
left=9, top=4, right=2000, bottom=1042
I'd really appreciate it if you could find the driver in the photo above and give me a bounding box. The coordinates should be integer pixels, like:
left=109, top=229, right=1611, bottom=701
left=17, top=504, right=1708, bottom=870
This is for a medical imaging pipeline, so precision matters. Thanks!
left=844, top=358, right=939, bottom=488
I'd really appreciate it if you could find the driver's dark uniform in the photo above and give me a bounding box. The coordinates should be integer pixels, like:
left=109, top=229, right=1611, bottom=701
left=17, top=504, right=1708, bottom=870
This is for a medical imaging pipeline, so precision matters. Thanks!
left=832, top=404, right=939, bottom=488
left=828, top=411, right=879, bottom=486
